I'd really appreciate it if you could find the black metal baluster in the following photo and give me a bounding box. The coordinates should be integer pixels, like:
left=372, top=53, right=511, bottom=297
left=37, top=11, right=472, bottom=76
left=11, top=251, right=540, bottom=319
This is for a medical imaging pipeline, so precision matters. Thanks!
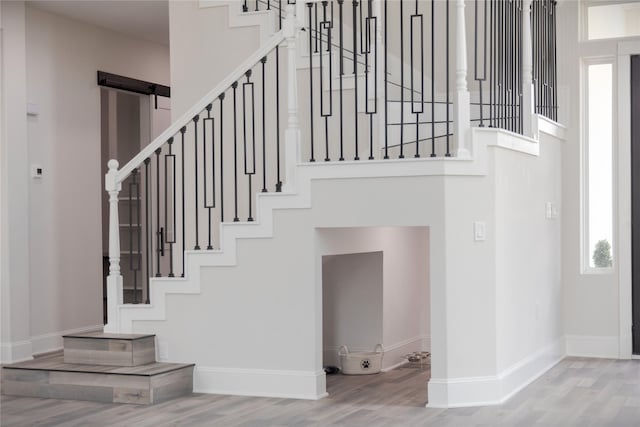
left=261, top=56, right=268, bottom=192
left=255, top=0, right=259, bottom=12
left=275, top=44, right=282, bottom=191
left=130, top=169, right=140, bottom=303
left=144, top=158, right=150, bottom=304
left=430, top=0, right=435, bottom=157
left=366, top=0, right=377, bottom=160
left=384, top=0, right=389, bottom=159
left=552, top=0, right=557, bottom=121
left=489, top=0, right=494, bottom=127
left=180, top=126, right=186, bottom=277
left=165, top=138, right=176, bottom=277
left=320, top=1, right=333, bottom=162
left=308, top=3, right=316, bottom=162
left=219, top=93, right=225, bottom=223
left=339, top=0, right=345, bottom=161
left=243, top=70, right=256, bottom=222
left=315, top=2, right=319, bottom=53
left=411, top=0, right=423, bottom=158
left=192, top=115, right=200, bottom=250
left=243, top=0, right=248, bottom=12
left=400, top=0, right=405, bottom=159
left=155, top=147, right=162, bottom=275
left=203, top=104, right=215, bottom=250
left=445, top=0, right=451, bottom=156
left=232, top=82, right=240, bottom=222
left=353, top=0, right=360, bottom=160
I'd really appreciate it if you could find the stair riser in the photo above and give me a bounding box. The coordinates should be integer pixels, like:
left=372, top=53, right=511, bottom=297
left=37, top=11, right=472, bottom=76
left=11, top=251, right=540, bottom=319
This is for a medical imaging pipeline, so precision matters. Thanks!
left=63, top=336, right=155, bottom=366
left=1, top=366, right=193, bottom=405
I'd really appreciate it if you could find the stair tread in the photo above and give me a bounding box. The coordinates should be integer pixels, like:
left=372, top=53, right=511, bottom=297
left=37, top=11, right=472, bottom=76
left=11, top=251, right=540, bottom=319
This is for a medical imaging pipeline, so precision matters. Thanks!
left=63, top=331, right=155, bottom=341
left=3, top=355, right=193, bottom=377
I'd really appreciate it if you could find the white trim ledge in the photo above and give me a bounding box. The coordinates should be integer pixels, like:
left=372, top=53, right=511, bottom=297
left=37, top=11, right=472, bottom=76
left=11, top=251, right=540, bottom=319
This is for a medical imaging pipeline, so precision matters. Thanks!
left=194, top=366, right=328, bottom=400
left=427, top=338, right=564, bottom=408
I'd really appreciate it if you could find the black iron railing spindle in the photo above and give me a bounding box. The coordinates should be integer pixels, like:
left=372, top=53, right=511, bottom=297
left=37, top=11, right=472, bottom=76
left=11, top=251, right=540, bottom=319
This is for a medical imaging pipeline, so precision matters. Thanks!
left=203, top=104, right=215, bottom=250
left=180, top=126, right=186, bottom=277
left=308, top=3, right=316, bottom=162
left=144, top=158, right=151, bottom=304
left=192, top=115, right=200, bottom=250
left=155, top=148, right=162, bottom=273
left=219, top=93, right=225, bottom=223
left=430, top=0, right=435, bottom=157
left=353, top=0, right=360, bottom=161
left=321, top=1, right=332, bottom=162
left=232, top=82, right=240, bottom=222
left=261, top=56, right=268, bottom=192
left=338, top=0, right=345, bottom=161
left=410, top=0, right=423, bottom=158
left=243, top=70, right=256, bottom=222
left=165, top=138, right=176, bottom=277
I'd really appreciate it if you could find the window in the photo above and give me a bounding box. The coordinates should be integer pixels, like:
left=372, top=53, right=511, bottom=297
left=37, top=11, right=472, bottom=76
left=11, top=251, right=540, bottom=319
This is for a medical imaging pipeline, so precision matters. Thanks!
left=586, top=2, right=640, bottom=40
left=584, top=62, right=614, bottom=270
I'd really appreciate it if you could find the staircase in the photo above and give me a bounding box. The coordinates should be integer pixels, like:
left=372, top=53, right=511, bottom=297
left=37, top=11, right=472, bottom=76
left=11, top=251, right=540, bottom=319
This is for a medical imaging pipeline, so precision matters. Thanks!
left=96, top=0, right=563, bottom=408
left=1, top=333, right=194, bottom=405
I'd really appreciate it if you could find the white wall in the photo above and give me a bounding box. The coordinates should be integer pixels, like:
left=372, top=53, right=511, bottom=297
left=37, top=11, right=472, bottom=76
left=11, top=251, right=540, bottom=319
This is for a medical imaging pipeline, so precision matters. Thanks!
left=0, top=1, right=32, bottom=363
left=493, top=135, right=564, bottom=376
left=169, top=1, right=261, bottom=119
left=318, top=227, right=430, bottom=370
left=322, top=251, right=384, bottom=366
left=0, top=4, right=171, bottom=361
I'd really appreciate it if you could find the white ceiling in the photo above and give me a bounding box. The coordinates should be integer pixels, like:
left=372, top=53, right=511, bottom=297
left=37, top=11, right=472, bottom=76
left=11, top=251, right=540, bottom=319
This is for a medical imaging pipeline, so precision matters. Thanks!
left=28, top=0, right=170, bottom=46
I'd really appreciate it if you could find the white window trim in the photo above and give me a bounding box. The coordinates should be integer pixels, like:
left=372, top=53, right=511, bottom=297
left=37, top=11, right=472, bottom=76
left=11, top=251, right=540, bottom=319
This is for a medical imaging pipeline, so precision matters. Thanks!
left=581, top=0, right=640, bottom=42
left=580, top=56, right=616, bottom=274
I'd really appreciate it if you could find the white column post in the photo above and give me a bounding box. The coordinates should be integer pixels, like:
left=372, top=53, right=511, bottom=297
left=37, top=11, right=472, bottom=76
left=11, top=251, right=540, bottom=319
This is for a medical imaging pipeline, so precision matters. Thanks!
left=104, top=159, right=123, bottom=333
left=522, top=0, right=535, bottom=137
left=454, top=0, right=471, bottom=158
left=283, top=2, right=301, bottom=193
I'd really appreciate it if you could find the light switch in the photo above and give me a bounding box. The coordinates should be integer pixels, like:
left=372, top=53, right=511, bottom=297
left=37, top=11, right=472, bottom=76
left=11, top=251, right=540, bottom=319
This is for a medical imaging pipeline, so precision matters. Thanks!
left=474, top=221, right=486, bottom=241
left=31, top=165, right=43, bottom=178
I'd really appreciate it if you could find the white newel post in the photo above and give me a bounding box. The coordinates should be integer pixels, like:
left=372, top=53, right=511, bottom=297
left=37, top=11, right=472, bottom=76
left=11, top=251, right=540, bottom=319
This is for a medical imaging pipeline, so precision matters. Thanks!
left=104, top=159, right=123, bottom=333
left=454, top=0, right=471, bottom=158
left=522, top=0, right=534, bottom=137
left=283, top=2, right=301, bottom=193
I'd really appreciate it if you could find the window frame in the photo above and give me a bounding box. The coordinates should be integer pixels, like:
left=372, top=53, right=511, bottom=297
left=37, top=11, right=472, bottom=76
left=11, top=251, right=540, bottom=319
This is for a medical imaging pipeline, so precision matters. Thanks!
left=581, top=56, right=617, bottom=274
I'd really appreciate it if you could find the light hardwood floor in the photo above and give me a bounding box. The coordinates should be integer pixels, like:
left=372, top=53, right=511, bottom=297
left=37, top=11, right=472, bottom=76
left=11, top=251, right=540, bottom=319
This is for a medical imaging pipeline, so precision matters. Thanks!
left=1, top=357, right=639, bottom=426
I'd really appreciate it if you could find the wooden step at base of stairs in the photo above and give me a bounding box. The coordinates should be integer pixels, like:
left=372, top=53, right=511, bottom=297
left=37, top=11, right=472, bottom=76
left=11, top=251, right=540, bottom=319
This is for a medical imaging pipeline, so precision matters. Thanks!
left=1, top=355, right=194, bottom=405
left=63, top=332, right=155, bottom=366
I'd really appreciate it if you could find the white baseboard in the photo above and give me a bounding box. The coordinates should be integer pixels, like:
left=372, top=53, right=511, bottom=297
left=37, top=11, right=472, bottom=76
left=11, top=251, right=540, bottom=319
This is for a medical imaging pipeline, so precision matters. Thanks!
left=0, top=339, right=34, bottom=364
left=565, top=335, right=619, bottom=359
left=194, top=366, right=328, bottom=400
left=427, top=338, right=565, bottom=408
left=30, top=324, right=104, bottom=355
